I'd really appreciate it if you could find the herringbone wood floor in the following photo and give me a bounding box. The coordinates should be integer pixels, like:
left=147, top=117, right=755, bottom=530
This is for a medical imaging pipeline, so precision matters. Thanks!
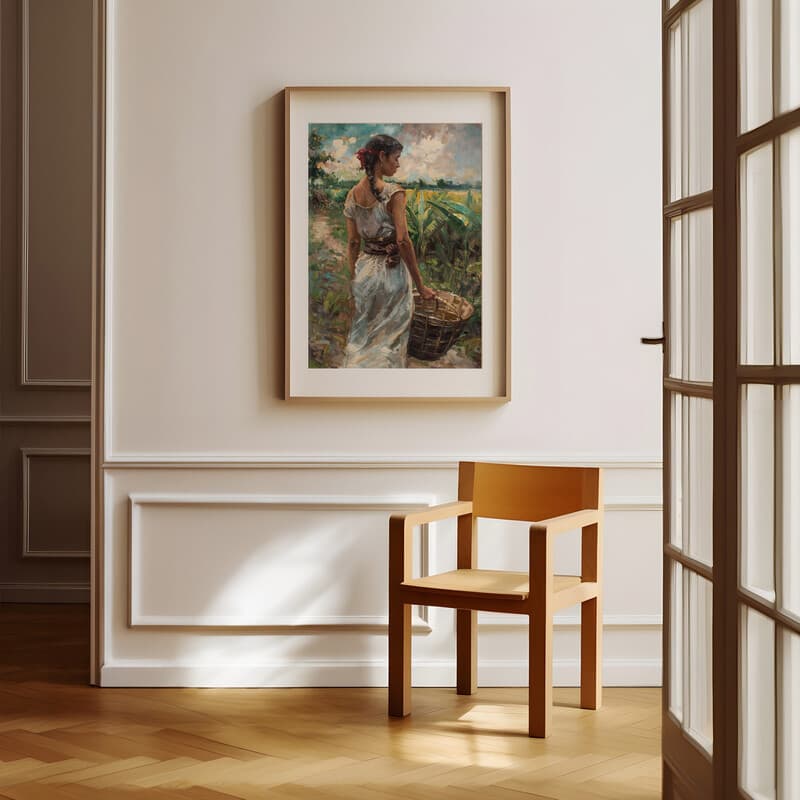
left=0, top=605, right=661, bottom=799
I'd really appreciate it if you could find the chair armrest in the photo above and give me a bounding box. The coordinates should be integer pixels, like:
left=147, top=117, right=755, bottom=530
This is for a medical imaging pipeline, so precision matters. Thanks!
left=528, top=509, right=603, bottom=598
left=529, top=508, right=601, bottom=538
left=390, top=501, right=473, bottom=532
left=389, top=501, right=473, bottom=585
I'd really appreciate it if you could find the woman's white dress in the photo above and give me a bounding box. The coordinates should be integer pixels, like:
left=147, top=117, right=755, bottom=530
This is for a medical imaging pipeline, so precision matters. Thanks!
left=342, top=184, right=413, bottom=368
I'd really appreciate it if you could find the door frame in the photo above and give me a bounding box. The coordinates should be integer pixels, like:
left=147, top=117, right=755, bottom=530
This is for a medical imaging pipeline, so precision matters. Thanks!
left=89, top=0, right=107, bottom=687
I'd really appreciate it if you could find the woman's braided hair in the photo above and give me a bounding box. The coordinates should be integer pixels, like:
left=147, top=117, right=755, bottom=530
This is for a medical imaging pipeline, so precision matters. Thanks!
left=355, top=134, right=403, bottom=200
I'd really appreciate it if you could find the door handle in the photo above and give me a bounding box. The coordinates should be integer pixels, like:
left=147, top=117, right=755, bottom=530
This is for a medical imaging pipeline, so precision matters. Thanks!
left=641, top=322, right=665, bottom=348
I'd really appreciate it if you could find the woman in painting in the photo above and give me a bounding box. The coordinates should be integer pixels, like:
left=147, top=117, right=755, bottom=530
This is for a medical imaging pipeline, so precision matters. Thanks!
left=342, top=134, right=435, bottom=368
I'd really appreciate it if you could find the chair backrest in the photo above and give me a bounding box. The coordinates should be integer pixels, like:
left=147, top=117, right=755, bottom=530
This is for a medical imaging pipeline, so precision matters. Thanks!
left=457, top=461, right=601, bottom=522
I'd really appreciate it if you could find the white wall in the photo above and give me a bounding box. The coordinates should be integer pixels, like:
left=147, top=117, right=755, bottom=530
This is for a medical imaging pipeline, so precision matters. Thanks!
left=102, top=0, right=663, bottom=687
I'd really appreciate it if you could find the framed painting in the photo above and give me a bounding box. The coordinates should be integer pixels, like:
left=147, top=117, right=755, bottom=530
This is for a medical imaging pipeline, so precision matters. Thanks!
left=285, top=86, right=510, bottom=400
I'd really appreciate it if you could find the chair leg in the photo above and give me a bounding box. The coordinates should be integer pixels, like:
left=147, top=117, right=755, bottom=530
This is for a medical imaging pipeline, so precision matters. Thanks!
left=388, top=599, right=411, bottom=717
left=529, top=609, right=552, bottom=737
left=456, top=609, right=477, bottom=695
left=580, top=597, right=602, bottom=710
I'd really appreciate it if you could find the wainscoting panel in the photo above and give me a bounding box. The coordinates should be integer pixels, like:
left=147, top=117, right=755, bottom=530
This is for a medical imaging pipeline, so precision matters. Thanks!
left=0, top=427, right=89, bottom=600
left=102, top=462, right=662, bottom=688
left=128, top=493, right=432, bottom=630
left=23, top=448, right=91, bottom=557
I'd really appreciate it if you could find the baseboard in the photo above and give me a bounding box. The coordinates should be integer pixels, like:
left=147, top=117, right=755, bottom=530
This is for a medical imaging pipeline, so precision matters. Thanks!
left=0, top=582, right=90, bottom=603
left=101, top=658, right=662, bottom=688
left=475, top=658, right=662, bottom=687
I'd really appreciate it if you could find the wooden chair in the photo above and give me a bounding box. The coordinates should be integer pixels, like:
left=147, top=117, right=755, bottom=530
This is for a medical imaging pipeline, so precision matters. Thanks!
left=388, top=461, right=603, bottom=738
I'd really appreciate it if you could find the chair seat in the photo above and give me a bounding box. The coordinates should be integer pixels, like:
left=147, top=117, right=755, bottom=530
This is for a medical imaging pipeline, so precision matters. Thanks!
left=401, top=569, right=582, bottom=600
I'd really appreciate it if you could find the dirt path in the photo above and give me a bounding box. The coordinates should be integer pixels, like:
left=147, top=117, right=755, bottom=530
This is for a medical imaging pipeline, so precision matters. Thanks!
left=310, top=213, right=345, bottom=257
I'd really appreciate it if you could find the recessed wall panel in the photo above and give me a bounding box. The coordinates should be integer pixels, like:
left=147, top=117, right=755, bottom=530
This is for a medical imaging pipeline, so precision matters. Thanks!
left=24, top=450, right=90, bottom=556
left=23, top=0, right=92, bottom=383
left=0, top=427, right=90, bottom=597
left=129, top=496, right=430, bottom=627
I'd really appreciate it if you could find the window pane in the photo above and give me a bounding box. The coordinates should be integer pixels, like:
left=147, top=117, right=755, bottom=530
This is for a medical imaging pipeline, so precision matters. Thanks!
left=686, top=0, right=712, bottom=196
left=669, top=21, right=683, bottom=202
left=740, top=0, right=774, bottom=132
left=671, top=395, right=712, bottom=565
left=778, top=0, right=800, bottom=115
left=670, top=218, right=683, bottom=378
left=669, top=210, right=713, bottom=381
left=783, top=385, right=800, bottom=619
left=687, top=398, right=713, bottom=566
left=671, top=393, right=684, bottom=550
left=779, top=628, right=800, bottom=800
left=686, top=572, right=712, bottom=752
left=741, top=144, right=775, bottom=365
left=782, top=129, right=800, bottom=364
left=668, top=2, right=712, bottom=202
left=742, top=384, right=776, bottom=602
left=688, top=210, right=713, bottom=381
left=740, top=606, right=776, bottom=800
left=669, top=561, right=684, bottom=722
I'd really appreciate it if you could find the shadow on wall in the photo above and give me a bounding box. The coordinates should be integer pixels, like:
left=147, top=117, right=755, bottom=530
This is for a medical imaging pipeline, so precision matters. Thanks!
left=135, top=504, right=418, bottom=686
left=252, top=93, right=286, bottom=404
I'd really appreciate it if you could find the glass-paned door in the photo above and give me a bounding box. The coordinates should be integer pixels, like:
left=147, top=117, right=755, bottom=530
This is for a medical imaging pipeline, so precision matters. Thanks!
left=662, top=1, right=800, bottom=797
left=737, top=0, right=800, bottom=796
left=662, top=0, right=715, bottom=796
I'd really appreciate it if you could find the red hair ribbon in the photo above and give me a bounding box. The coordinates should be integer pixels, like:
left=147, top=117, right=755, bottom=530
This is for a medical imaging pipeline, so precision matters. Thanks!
left=355, top=147, right=376, bottom=168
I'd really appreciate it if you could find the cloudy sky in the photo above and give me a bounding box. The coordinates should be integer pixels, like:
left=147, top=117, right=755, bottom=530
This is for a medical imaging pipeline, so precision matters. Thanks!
left=310, top=123, right=482, bottom=185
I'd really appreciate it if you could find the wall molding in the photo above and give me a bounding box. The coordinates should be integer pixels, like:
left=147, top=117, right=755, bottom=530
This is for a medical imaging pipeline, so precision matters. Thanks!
left=128, top=492, right=438, bottom=510
left=100, top=657, right=662, bottom=688
left=128, top=615, right=432, bottom=632
left=128, top=493, right=434, bottom=630
left=21, top=448, right=91, bottom=557
left=104, top=456, right=663, bottom=470
left=19, top=0, right=91, bottom=388
left=0, top=582, right=89, bottom=603
left=604, top=497, right=662, bottom=511
left=0, top=416, right=91, bottom=423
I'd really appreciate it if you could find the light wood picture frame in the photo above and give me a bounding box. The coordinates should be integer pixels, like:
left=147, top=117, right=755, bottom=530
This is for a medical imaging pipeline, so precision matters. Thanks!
left=285, top=86, right=510, bottom=401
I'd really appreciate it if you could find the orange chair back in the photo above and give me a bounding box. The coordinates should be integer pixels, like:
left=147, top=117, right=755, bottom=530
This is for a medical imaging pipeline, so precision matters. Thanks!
left=457, top=461, right=601, bottom=522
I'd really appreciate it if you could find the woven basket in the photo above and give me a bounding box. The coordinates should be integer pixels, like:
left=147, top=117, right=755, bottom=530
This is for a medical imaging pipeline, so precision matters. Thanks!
left=409, top=290, right=474, bottom=361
